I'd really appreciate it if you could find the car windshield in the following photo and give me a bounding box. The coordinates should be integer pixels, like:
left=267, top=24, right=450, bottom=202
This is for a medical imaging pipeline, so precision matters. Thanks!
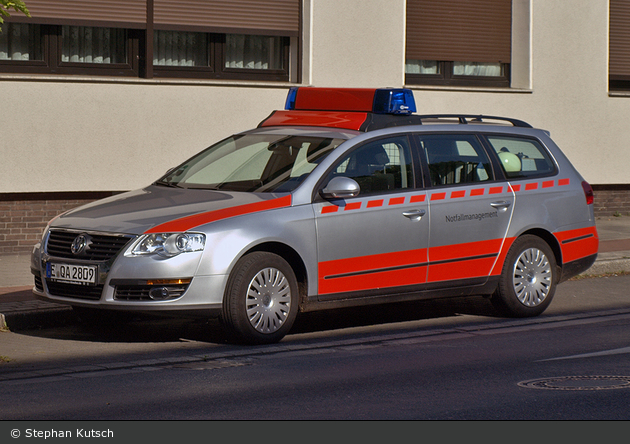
left=156, top=133, right=346, bottom=192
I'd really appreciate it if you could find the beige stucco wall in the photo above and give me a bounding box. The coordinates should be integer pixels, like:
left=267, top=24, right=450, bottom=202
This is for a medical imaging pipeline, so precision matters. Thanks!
left=308, top=0, right=405, bottom=88
left=409, top=0, right=628, bottom=185
left=2, top=80, right=290, bottom=192
left=1, top=0, right=628, bottom=194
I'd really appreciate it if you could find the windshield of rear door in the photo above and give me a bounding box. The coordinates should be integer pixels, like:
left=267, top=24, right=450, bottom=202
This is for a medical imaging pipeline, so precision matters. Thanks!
left=156, top=133, right=348, bottom=192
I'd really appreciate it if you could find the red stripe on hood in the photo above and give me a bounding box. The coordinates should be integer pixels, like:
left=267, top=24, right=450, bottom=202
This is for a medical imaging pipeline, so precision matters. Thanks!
left=144, top=195, right=292, bottom=234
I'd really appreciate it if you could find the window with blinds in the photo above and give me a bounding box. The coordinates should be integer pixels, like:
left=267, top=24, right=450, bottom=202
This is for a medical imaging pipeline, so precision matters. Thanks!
left=405, top=0, right=512, bottom=87
left=0, top=0, right=300, bottom=81
left=610, top=0, right=630, bottom=90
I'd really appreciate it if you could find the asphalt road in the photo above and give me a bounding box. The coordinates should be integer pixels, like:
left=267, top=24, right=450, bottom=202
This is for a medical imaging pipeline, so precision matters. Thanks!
left=1, top=273, right=629, bottom=421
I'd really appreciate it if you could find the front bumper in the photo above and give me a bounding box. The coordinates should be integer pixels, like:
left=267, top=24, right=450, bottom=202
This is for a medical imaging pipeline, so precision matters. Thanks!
left=31, top=243, right=226, bottom=315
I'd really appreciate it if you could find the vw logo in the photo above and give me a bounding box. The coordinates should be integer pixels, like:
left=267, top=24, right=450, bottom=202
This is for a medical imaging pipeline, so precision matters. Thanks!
left=71, top=234, right=90, bottom=256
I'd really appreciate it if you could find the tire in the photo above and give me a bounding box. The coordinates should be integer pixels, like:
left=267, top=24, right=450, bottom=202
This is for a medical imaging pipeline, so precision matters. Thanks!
left=491, top=235, right=557, bottom=317
left=221, top=252, right=298, bottom=344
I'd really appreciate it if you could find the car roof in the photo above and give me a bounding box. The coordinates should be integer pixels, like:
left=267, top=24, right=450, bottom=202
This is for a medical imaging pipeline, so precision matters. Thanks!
left=257, top=87, right=534, bottom=133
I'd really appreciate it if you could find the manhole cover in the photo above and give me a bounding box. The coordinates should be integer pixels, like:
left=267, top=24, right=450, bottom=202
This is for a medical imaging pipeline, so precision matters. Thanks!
left=518, top=375, right=630, bottom=391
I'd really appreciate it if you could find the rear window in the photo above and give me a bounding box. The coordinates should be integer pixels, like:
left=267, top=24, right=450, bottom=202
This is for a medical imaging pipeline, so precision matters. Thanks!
left=418, top=134, right=493, bottom=187
left=487, top=136, right=556, bottom=179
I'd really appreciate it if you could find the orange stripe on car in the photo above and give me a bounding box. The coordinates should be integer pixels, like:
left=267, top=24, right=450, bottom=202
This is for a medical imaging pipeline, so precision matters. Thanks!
left=318, top=248, right=428, bottom=294
left=145, top=195, right=292, bottom=234
left=554, top=226, right=599, bottom=263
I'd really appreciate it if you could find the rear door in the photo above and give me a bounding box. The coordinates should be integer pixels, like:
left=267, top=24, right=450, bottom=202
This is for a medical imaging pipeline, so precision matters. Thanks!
left=314, top=135, right=429, bottom=300
left=416, top=133, right=515, bottom=285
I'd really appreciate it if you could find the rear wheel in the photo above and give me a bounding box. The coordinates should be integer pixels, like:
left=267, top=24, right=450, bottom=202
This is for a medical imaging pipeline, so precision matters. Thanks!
left=491, top=235, right=557, bottom=317
left=221, top=252, right=298, bottom=344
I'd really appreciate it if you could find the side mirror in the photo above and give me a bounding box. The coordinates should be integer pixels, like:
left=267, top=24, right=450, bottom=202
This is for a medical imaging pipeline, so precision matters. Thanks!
left=320, top=177, right=360, bottom=199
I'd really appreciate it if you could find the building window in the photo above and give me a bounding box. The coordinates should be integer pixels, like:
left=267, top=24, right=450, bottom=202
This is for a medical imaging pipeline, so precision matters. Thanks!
left=0, top=23, right=139, bottom=76
left=61, top=26, right=127, bottom=65
left=153, top=30, right=210, bottom=67
left=150, top=31, right=289, bottom=81
left=405, top=0, right=512, bottom=87
left=406, top=60, right=509, bottom=87
left=0, top=0, right=300, bottom=82
left=610, top=0, right=630, bottom=91
left=225, top=34, right=285, bottom=70
left=0, top=23, right=42, bottom=61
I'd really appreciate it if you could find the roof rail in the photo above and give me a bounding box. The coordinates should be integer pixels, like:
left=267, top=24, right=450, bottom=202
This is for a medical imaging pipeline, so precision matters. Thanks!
left=413, top=114, right=532, bottom=128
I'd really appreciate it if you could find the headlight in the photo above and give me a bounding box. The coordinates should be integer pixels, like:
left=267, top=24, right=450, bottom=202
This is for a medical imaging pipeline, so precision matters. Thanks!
left=129, top=233, right=206, bottom=257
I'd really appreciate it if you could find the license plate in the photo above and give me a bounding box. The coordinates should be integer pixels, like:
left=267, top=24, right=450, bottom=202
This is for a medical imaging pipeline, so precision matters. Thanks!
left=46, top=263, right=97, bottom=285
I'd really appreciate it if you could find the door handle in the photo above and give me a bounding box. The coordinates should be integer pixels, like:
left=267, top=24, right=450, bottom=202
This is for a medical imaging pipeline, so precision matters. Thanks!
left=402, top=209, right=426, bottom=221
left=490, top=201, right=512, bottom=211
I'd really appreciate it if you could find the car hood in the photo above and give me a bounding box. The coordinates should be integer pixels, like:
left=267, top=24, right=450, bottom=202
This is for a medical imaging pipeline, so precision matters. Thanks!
left=51, top=185, right=292, bottom=235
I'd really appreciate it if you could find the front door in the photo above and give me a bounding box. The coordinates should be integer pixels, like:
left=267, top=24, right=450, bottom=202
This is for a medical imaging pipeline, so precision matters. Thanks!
left=314, top=135, right=429, bottom=300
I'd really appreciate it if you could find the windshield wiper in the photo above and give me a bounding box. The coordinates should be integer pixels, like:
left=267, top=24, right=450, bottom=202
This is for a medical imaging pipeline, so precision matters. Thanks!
left=155, top=180, right=182, bottom=188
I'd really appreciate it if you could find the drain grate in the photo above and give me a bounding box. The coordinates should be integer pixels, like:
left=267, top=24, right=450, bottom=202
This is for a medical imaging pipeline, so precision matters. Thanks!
left=518, top=375, right=630, bottom=391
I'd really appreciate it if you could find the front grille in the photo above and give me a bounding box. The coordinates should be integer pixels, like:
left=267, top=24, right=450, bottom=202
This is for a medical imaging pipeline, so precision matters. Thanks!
left=114, top=284, right=189, bottom=301
left=46, top=230, right=134, bottom=261
left=46, top=281, right=104, bottom=300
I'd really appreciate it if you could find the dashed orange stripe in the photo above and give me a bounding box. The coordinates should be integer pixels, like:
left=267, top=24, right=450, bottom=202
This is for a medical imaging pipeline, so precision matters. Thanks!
left=367, top=199, right=384, bottom=208
left=320, top=178, right=571, bottom=214
left=410, top=194, right=426, bottom=203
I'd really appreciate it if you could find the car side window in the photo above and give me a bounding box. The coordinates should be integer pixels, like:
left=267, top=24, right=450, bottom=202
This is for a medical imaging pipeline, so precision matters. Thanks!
left=419, top=134, right=493, bottom=187
left=328, top=136, right=414, bottom=195
left=487, top=136, right=556, bottom=179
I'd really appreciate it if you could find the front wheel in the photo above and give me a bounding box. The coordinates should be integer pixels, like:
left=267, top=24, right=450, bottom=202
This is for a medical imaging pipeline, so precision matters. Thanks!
left=221, top=252, right=298, bottom=344
left=491, top=235, right=557, bottom=317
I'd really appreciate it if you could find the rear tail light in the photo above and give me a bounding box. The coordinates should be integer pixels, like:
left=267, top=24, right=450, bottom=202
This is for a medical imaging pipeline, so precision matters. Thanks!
left=582, top=181, right=594, bottom=205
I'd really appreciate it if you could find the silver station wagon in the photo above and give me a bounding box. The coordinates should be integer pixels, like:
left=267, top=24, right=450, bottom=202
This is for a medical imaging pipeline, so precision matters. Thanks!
left=31, top=87, right=599, bottom=344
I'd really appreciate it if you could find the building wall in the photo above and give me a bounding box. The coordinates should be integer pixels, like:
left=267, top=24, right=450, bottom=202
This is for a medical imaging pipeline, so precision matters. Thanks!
left=1, top=0, right=629, bottom=254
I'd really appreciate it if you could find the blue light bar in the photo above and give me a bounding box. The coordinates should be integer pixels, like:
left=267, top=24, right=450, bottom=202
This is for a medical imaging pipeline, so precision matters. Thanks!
left=283, top=87, right=416, bottom=115
left=373, top=88, right=417, bottom=115
left=284, top=87, right=299, bottom=111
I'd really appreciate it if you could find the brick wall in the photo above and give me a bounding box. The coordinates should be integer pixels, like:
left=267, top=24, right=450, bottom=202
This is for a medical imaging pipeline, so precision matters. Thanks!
left=592, top=185, right=630, bottom=217
left=0, top=193, right=118, bottom=255
left=1, top=186, right=629, bottom=254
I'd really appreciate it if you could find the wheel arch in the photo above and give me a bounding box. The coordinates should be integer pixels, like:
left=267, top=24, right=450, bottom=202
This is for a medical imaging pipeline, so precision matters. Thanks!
left=518, top=227, right=563, bottom=267
left=243, top=241, right=309, bottom=303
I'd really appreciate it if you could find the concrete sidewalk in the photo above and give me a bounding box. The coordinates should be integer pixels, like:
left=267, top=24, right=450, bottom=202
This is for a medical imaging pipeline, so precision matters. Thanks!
left=1, top=216, right=629, bottom=330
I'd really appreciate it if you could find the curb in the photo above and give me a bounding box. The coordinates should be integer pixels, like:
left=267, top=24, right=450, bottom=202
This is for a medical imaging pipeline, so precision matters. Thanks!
left=2, top=307, right=75, bottom=331
left=581, top=258, right=630, bottom=276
